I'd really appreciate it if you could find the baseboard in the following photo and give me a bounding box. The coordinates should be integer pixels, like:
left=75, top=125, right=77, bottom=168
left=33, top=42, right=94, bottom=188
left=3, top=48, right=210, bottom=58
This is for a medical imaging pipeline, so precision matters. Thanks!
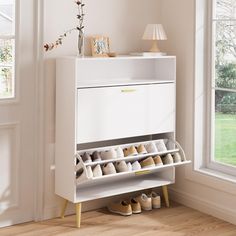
left=169, top=187, right=236, bottom=225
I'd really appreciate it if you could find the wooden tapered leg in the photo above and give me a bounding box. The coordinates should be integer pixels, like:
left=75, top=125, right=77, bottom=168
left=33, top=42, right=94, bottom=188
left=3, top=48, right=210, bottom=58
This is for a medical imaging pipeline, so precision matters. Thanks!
left=61, top=199, right=68, bottom=219
left=162, top=185, right=170, bottom=207
left=75, top=203, right=82, bottom=228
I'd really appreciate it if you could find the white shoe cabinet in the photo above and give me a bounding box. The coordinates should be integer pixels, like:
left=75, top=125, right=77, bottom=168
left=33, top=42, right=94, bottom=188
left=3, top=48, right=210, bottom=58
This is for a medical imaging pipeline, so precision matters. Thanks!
left=55, top=55, right=191, bottom=227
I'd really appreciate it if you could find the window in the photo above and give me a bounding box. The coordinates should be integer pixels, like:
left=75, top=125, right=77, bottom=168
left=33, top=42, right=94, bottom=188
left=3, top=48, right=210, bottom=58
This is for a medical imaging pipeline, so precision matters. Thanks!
left=209, top=0, right=236, bottom=173
left=0, top=0, right=15, bottom=99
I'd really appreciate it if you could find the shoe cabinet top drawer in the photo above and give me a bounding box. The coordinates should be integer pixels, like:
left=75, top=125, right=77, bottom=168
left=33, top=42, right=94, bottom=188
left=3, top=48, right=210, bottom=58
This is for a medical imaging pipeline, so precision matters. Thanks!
left=76, top=83, right=175, bottom=144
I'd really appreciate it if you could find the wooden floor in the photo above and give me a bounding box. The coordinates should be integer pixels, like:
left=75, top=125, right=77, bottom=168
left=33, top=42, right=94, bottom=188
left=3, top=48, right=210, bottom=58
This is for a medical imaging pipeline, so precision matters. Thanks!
left=1, top=203, right=236, bottom=236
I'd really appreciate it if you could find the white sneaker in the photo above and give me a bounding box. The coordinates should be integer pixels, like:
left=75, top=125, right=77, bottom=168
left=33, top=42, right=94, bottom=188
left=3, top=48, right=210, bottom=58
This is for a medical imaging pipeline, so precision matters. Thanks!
left=162, top=154, right=174, bottom=164
left=92, top=164, right=103, bottom=177
left=102, top=163, right=116, bottom=175
left=115, top=161, right=128, bottom=173
left=135, top=193, right=152, bottom=211
left=145, top=142, right=158, bottom=153
left=86, top=166, right=93, bottom=178
left=173, top=152, right=182, bottom=163
left=127, top=162, right=132, bottom=172
left=149, top=191, right=161, bottom=209
left=156, top=140, right=167, bottom=152
left=132, top=161, right=141, bottom=171
left=101, top=149, right=117, bottom=160
left=116, top=147, right=124, bottom=158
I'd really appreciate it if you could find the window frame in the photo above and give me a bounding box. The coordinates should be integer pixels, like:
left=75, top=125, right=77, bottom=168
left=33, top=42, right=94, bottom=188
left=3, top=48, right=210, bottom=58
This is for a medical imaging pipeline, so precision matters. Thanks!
left=206, top=0, right=236, bottom=176
left=0, top=0, right=16, bottom=101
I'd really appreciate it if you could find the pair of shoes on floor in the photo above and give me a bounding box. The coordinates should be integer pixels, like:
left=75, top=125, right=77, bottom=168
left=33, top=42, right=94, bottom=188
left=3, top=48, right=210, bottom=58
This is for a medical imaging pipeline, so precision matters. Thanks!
left=135, top=192, right=161, bottom=211
left=108, top=198, right=141, bottom=216
left=140, top=155, right=163, bottom=169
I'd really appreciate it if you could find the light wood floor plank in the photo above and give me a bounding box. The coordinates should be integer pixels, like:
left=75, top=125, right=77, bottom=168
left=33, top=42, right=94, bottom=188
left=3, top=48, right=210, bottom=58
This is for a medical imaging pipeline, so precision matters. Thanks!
left=0, top=203, right=236, bottom=236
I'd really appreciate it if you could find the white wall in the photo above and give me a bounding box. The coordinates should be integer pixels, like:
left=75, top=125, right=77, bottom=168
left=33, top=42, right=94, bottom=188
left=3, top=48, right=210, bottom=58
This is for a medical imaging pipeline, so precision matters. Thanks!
left=43, top=0, right=161, bottom=218
left=160, top=0, right=236, bottom=225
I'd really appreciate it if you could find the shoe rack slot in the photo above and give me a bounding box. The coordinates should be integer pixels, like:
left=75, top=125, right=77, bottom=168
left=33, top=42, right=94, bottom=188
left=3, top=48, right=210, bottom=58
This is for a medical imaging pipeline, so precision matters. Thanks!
left=75, top=139, right=190, bottom=185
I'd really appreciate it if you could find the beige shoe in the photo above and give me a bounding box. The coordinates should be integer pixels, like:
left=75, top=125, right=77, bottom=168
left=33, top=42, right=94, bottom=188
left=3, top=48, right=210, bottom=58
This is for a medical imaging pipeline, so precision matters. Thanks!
left=145, top=142, right=158, bottom=153
left=123, top=146, right=138, bottom=157
left=149, top=191, right=161, bottom=209
left=115, top=161, right=128, bottom=173
left=102, top=163, right=116, bottom=175
left=135, top=193, right=152, bottom=211
left=140, top=157, right=155, bottom=169
left=162, top=154, right=174, bottom=164
left=108, top=201, right=132, bottom=216
left=153, top=155, right=163, bottom=166
left=130, top=198, right=141, bottom=214
left=101, top=149, right=117, bottom=160
left=137, top=144, right=148, bottom=154
left=173, top=152, right=182, bottom=163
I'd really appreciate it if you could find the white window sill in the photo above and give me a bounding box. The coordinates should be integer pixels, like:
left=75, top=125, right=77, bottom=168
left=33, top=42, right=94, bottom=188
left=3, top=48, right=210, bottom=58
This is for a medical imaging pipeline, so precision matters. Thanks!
left=196, top=167, right=236, bottom=184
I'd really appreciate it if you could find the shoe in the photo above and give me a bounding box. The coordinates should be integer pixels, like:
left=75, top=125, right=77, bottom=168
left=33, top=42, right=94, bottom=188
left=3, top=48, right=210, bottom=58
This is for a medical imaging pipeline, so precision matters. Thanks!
left=82, top=152, right=92, bottom=163
left=135, top=193, right=152, bottom=211
left=115, top=161, right=128, bottom=173
left=132, top=161, right=142, bottom=171
left=156, top=140, right=167, bottom=152
left=136, top=144, right=147, bottom=154
left=162, top=154, right=174, bottom=164
left=149, top=191, right=161, bottom=209
left=153, top=155, right=163, bottom=166
left=108, top=201, right=132, bottom=216
left=173, top=152, right=182, bottom=163
left=86, top=166, right=93, bottom=178
left=127, top=162, right=132, bottom=171
left=145, top=142, right=158, bottom=153
left=123, top=146, right=138, bottom=157
left=130, top=198, right=141, bottom=214
left=92, top=151, right=102, bottom=162
left=140, top=157, right=155, bottom=169
left=116, top=147, right=124, bottom=158
left=101, top=148, right=117, bottom=160
left=102, top=163, right=116, bottom=175
left=92, top=164, right=103, bottom=177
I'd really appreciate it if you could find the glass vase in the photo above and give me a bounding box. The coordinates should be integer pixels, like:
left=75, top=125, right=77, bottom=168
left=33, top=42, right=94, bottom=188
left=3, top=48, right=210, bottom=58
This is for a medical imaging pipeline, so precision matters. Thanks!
left=77, top=31, right=84, bottom=57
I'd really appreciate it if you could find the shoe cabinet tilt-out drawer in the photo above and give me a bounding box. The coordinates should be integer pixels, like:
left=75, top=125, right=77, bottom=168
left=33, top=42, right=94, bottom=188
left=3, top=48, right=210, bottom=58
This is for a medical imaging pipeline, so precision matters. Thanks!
left=77, top=83, right=175, bottom=143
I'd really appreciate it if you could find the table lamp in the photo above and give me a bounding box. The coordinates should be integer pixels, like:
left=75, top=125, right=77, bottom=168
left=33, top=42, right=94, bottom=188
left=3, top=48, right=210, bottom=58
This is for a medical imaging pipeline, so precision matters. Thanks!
left=142, top=24, right=167, bottom=55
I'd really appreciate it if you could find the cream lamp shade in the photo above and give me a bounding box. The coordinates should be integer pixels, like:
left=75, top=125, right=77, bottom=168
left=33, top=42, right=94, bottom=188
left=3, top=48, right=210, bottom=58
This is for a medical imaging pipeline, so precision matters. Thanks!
left=142, top=24, right=167, bottom=53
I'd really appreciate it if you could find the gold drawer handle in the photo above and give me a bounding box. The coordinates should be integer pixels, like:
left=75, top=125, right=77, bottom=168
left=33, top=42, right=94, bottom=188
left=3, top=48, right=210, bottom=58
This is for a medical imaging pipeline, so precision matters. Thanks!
left=135, top=170, right=151, bottom=176
left=121, top=89, right=136, bottom=93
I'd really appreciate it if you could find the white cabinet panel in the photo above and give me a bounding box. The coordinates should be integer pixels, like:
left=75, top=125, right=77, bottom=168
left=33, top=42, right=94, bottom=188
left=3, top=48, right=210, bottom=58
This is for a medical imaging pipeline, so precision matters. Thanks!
left=77, top=85, right=149, bottom=143
left=148, top=84, right=175, bottom=134
left=77, top=83, right=175, bottom=143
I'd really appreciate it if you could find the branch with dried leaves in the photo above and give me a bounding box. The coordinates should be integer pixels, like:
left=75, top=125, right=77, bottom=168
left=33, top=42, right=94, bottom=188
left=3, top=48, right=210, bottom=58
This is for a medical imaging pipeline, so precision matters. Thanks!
left=44, top=0, right=85, bottom=52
